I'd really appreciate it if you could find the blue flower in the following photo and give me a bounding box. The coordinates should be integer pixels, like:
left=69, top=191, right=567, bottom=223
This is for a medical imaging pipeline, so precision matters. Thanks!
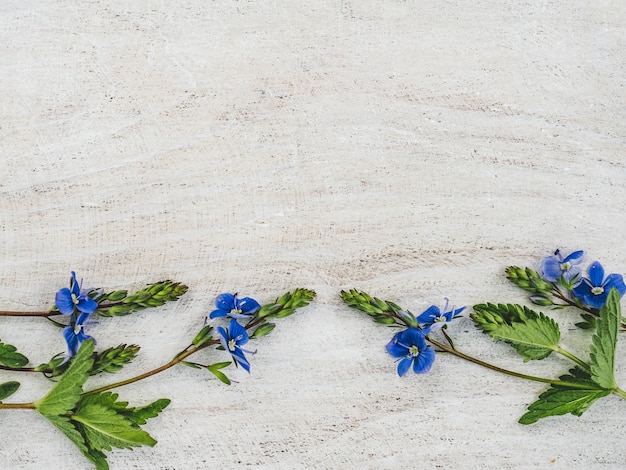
left=541, top=249, right=584, bottom=283
left=572, top=261, right=626, bottom=309
left=217, top=318, right=254, bottom=372
left=386, top=328, right=435, bottom=376
left=209, top=293, right=261, bottom=319
left=63, top=311, right=96, bottom=357
left=55, top=271, right=98, bottom=315
left=417, top=301, right=465, bottom=333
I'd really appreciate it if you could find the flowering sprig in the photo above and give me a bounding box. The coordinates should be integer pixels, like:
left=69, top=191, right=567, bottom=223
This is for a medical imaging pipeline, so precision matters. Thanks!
left=506, top=249, right=626, bottom=330
left=341, top=285, right=626, bottom=424
left=0, top=275, right=315, bottom=469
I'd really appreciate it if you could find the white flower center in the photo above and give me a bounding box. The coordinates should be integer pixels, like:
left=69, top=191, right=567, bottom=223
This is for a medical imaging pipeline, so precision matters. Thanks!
left=591, top=286, right=604, bottom=295
left=408, top=345, right=420, bottom=357
left=74, top=324, right=83, bottom=334
left=71, top=293, right=79, bottom=305
left=230, top=308, right=242, bottom=316
left=228, top=339, right=237, bottom=351
left=560, top=261, right=571, bottom=272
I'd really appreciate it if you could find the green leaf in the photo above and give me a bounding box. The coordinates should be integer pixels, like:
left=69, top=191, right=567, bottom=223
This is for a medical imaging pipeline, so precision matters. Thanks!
left=45, top=415, right=109, bottom=470
left=34, top=340, right=94, bottom=416
left=77, top=392, right=170, bottom=427
left=589, top=288, right=620, bottom=389
left=0, top=381, right=20, bottom=401
left=340, top=289, right=406, bottom=325
left=575, top=313, right=597, bottom=330
left=72, top=402, right=157, bottom=451
left=471, top=304, right=560, bottom=361
left=192, top=325, right=214, bottom=347
left=0, top=340, right=29, bottom=367
left=207, top=362, right=232, bottom=385
left=250, top=322, right=276, bottom=338
left=519, top=367, right=611, bottom=424
left=257, top=288, right=316, bottom=319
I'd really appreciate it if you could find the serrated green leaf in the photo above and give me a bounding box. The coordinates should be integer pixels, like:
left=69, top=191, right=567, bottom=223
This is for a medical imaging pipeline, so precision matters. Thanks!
left=518, top=368, right=610, bottom=424
left=0, top=381, right=20, bottom=401
left=35, top=340, right=94, bottom=416
left=78, top=392, right=170, bottom=427
left=45, top=415, right=109, bottom=470
left=73, top=402, right=157, bottom=451
left=0, top=340, right=29, bottom=367
left=589, top=288, right=620, bottom=389
left=472, top=304, right=560, bottom=361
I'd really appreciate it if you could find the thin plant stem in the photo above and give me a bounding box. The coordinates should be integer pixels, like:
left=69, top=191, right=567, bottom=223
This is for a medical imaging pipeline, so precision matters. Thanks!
left=426, top=337, right=594, bottom=390
left=0, top=402, right=36, bottom=410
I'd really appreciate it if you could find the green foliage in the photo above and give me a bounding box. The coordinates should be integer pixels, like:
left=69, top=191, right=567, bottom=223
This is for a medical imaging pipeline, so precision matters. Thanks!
left=471, top=303, right=560, bottom=361
left=589, top=289, right=620, bottom=389
left=96, top=281, right=188, bottom=317
left=34, top=341, right=168, bottom=469
left=0, top=340, right=29, bottom=367
left=191, top=325, right=214, bottom=347
left=256, top=288, right=316, bottom=319
left=90, top=344, right=140, bottom=375
left=34, top=340, right=94, bottom=415
left=519, top=368, right=611, bottom=424
left=250, top=322, right=276, bottom=338
left=0, top=381, right=20, bottom=401
left=339, top=289, right=406, bottom=325
left=207, top=362, right=232, bottom=385
left=505, top=266, right=553, bottom=296
left=575, top=313, right=597, bottom=330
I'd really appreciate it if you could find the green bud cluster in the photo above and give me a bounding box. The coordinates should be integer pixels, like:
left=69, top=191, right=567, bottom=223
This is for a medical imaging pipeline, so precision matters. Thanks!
left=90, top=344, right=140, bottom=375
left=505, top=266, right=553, bottom=295
left=256, top=288, right=316, bottom=319
left=471, top=303, right=532, bottom=332
left=97, top=281, right=188, bottom=317
left=340, top=289, right=403, bottom=325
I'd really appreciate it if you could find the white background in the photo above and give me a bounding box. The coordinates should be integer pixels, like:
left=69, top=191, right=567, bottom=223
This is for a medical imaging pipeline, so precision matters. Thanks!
left=1, top=1, right=625, bottom=468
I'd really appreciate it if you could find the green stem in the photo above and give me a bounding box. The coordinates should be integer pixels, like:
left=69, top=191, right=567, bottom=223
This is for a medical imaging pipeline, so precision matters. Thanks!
left=554, top=346, right=590, bottom=371
left=0, top=402, right=36, bottom=409
left=0, top=311, right=53, bottom=317
left=83, top=340, right=218, bottom=396
left=427, top=337, right=593, bottom=390
left=614, top=387, right=626, bottom=400
left=0, top=365, right=39, bottom=373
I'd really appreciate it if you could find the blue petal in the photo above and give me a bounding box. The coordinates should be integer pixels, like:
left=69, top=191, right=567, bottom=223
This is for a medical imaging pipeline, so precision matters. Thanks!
left=416, top=305, right=440, bottom=324
left=401, top=328, right=427, bottom=349
left=238, top=297, right=261, bottom=314
left=563, top=250, right=584, bottom=263
left=216, top=326, right=229, bottom=346
left=76, top=296, right=98, bottom=314
left=76, top=311, right=92, bottom=325
left=396, top=357, right=413, bottom=377
left=572, top=280, right=592, bottom=299
left=55, top=288, right=75, bottom=315
left=386, top=335, right=408, bottom=358
left=541, top=256, right=562, bottom=282
left=209, top=309, right=227, bottom=319
left=63, top=326, right=79, bottom=356
left=228, top=319, right=249, bottom=345
left=231, top=348, right=251, bottom=372
left=70, top=271, right=80, bottom=296
left=603, top=274, right=626, bottom=297
left=585, top=292, right=608, bottom=310
left=214, top=293, right=236, bottom=312
left=587, top=261, right=605, bottom=287
left=413, top=347, right=436, bottom=374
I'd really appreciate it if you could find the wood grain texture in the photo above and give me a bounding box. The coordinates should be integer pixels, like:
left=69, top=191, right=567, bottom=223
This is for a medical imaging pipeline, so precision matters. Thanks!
left=1, top=1, right=625, bottom=468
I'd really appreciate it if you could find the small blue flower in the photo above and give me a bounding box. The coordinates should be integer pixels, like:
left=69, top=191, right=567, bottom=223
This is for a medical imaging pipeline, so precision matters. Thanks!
left=209, top=293, right=261, bottom=319
left=541, top=249, right=584, bottom=283
left=217, top=318, right=254, bottom=372
left=572, top=261, right=626, bottom=309
left=55, top=271, right=98, bottom=315
left=386, top=328, right=435, bottom=376
left=417, top=300, right=465, bottom=334
left=63, top=311, right=96, bottom=357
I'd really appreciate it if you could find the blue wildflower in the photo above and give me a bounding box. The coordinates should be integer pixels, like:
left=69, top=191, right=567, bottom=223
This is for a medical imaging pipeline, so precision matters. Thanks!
left=572, top=261, right=626, bottom=309
left=55, top=271, right=98, bottom=315
left=217, top=318, right=254, bottom=372
left=417, top=300, right=465, bottom=334
left=209, top=293, right=261, bottom=319
left=541, top=249, right=584, bottom=283
left=386, top=328, right=435, bottom=376
left=63, top=311, right=96, bottom=357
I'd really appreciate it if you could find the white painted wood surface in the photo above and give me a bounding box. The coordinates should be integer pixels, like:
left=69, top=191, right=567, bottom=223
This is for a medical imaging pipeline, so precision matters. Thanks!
left=1, top=1, right=625, bottom=468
